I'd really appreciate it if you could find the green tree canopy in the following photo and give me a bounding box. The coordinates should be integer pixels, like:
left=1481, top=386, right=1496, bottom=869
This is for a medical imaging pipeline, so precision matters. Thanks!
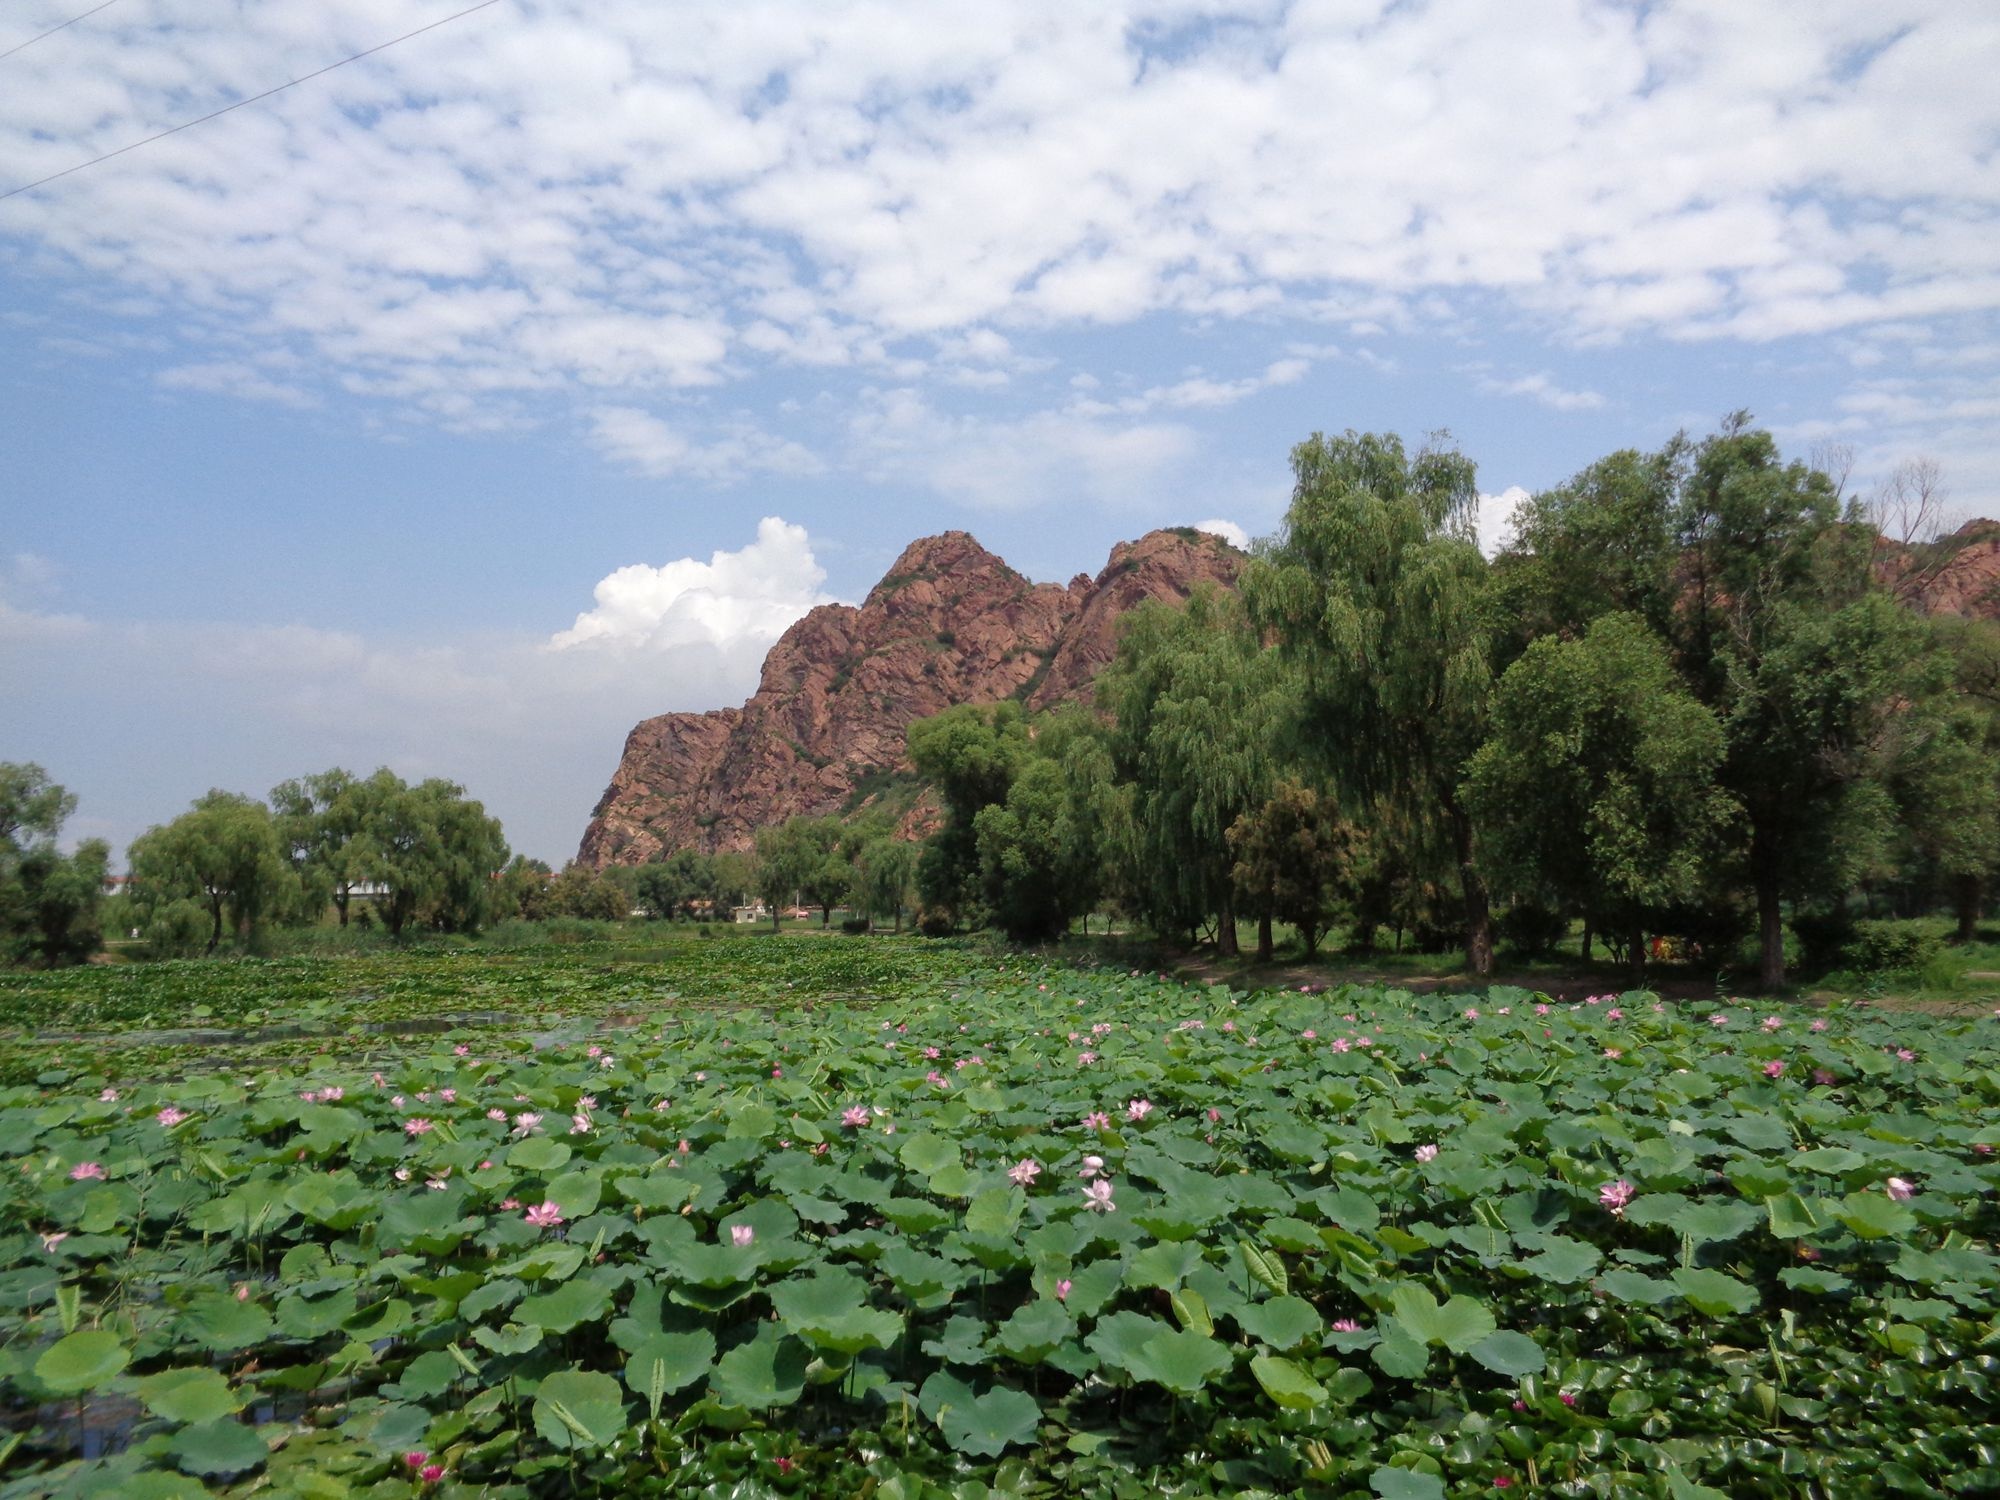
left=1227, top=779, right=1362, bottom=961
left=0, top=763, right=108, bottom=967
left=1244, top=429, right=1502, bottom=975
left=1462, top=613, right=1735, bottom=971
left=128, top=791, right=294, bottom=955
left=1099, top=588, right=1290, bottom=951
left=351, top=771, right=508, bottom=938
left=907, top=702, right=1030, bottom=923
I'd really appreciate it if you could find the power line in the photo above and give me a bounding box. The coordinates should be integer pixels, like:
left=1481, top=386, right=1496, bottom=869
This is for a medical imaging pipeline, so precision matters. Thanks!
left=0, top=0, right=506, bottom=202
left=0, top=0, right=121, bottom=63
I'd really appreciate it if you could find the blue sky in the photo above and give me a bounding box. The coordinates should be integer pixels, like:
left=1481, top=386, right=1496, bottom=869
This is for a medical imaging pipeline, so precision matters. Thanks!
left=3, top=0, right=1997, bottom=864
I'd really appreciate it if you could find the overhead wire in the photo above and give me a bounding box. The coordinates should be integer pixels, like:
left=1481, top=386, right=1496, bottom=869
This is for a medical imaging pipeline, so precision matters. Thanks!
left=0, top=0, right=121, bottom=63
left=0, top=0, right=507, bottom=202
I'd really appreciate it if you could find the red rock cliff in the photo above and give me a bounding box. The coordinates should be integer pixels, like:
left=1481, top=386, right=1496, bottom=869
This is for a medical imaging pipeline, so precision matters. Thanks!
left=576, top=527, right=1241, bottom=864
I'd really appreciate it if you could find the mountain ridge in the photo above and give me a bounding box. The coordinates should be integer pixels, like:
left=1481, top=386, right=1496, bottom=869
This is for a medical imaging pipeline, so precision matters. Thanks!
left=576, top=526, right=1243, bottom=865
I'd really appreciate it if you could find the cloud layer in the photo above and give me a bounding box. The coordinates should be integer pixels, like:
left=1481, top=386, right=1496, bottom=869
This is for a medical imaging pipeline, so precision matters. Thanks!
left=2, top=0, right=1994, bottom=491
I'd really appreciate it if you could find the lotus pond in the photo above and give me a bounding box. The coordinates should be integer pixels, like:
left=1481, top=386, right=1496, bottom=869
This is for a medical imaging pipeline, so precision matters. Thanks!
left=1, top=940, right=1997, bottom=1498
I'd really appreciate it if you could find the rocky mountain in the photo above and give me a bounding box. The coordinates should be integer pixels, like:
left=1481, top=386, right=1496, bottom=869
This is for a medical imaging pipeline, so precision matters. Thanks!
left=577, top=527, right=1243, bottom=866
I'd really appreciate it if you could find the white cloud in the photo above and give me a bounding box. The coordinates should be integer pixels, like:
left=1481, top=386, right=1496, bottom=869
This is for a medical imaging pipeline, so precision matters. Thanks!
left=551, top=516, right=841, bottom=652
left=1476, top=486, right=1530, bottom=558
left=0, top=0, right=1992, bottom=439
left=586, top=406, right=824, bottom=481
left=1192, top=518, right=1250, bottom=550
left=850, top=388, right=1197, bottom=511
left=1071, top=357, right=1313, bottom=417
left=1480, top=372, right=1607, bottom=413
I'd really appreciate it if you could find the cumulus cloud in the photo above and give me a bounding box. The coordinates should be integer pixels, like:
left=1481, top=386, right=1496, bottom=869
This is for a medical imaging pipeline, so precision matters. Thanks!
left=1476, top=486, right=1531, bottom=558
left=551, top=516, right=840, bottom=652
left=1192, top=518, right=1250, bottom=550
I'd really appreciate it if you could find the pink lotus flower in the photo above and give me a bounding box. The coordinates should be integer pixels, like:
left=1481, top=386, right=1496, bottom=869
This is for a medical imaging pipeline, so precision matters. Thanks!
left=390, top=1095, right=406, bottom=1108
left=69, top=1162, right=105, bottom=1181
left=730, top=1224, right=755, bottom=1247
left=1535, top=1004, right=1550, bottom=1016
left=486, top=1108, right=507, bottom=1121
left=1055, top=1278, right=1072, bottom=1302
left=499, top=1198, right=520, bottom=1210
left=923, top=1046, right=942, bottom=1060
left=394, top=1168, right=411, bottom=1182
left=511, top=1112, right=543, bottom=1135
left=1125, top=1099, right=1153, bottom=1122
left=1008, top=1158, right=1041, bottom=1186
left=1763, top=1060, right=1785, bottom=1079
left=404, top=1451, right=430, bottom=1471
left=439, top=1088, right=457, bottom=1103
left=1330, top=1318, right=1360, bottom=1332
left=1604, top=1047, right=1622, bottom=1059
left=98, top=1088, right=118, bottom=1102
left=1301, top=1029, right=1316, bottom=1040
left=1207, top=1108, right=1221, bottom=1123
left=1810, top=1019, right=1828, bottom=1032
left=841, top=1105, right=871, bottom=1128
left=1081, top=1178, right=1116, bottom=1213
left=1885, top=1176, right=1916, bottom=1202
left=1464, top=1007, right=1480, bottom=1020
left=569, top=1114, right=593, bottom=1135
left=41, top=1231, right=68, bottom=1253
left=404, top=1117, right=434, bottom=1136
left=420, top=1465, right=444, bottom=1485
left=454, top=1044, right=470, bottom=1056
left=1330, top=1037, right=1351, bottom=1053
left=1762, top=1016, right=1783, bottom=1032
left=523, top=1201, right=564, bottom=1228
left=156, top=1106, right=187, bottom=1127
left=1812, top=1067, right=1836, bottom=1085
left=1599, top=1179, right=1635, bottom=1216
left=1709, top=1014, right=1729, bottom=1027
left=1082, top=1111, right=1111, bottom=1131
left=1606, top=1008, right=1623, bottom=1021
left=1076, top=1052, right=1098, bottom=1066
left=1078, top=1154, right=1106, bottom=1179
left=1414, top=1144, right=1438, bottom=1163
left=1895, top=1048, right=1917, bottom=1062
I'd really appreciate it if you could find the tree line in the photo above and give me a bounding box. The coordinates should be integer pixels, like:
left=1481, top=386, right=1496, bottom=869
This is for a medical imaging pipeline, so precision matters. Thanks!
left=892, top=416, right=1999, bottom=990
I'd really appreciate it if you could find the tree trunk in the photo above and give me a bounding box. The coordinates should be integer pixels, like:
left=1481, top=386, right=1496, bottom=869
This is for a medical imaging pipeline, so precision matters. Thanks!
left=1954, top=874, right=1981, bottom=944
left=1630, top=920, right=1647, bottom=987
left=1256, top=912, right=1273, bottom=963
left=1580, top=919, right=1592, bottom=963
left=335, top=889, right=350, bottom=927
left=1218, top=897, right=1239, bottom=957
left=771, top=906, right=781, bottom=932
left=1756, top=878, right=1785, bottom=991
left=821, top=905, right=832, bottom=928
left=1303, top=921, right=1320, bottom=960
left=1452, top=812, right=1493, bottom=981
left=205, top=893, right=223, bottom=955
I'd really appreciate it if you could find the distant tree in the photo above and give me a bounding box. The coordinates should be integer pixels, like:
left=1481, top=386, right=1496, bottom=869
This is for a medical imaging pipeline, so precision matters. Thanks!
left=353, top=771, right=508, bottom=938
left=269, top=768, right=368, bottom=925
left=907, top=702, right=1030, bottom=923
left=128, top=790, right=294, bottom=954
left=0, top=763, right=109, bottom=966
left=1244, top=431, right=1502, bottom=976
left=755, top=817, right=846, bottom=929
left=1462, top=613, right=1735, bottom=977
left=851, top=836, right=918, bottom=931
left=1227, top=779, right=1363, bottom=960
left=497, top=855, right=553, bottom=919
left=711, top=850, right=756, bottom=912
left=633, top=850, right=717, bottom=921
left=545, top=862, right=629, bottom=921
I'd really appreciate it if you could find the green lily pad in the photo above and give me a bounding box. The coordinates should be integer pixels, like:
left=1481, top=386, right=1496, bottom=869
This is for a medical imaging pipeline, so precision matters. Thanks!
left=35, top=1329, right=129, bottom=1395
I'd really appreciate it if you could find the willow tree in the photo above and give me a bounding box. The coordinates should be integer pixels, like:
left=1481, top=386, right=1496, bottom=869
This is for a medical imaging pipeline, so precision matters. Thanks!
left=1098, top=588, right=1290, bottom=953
left=1245, top=430, right=1502, bottom=977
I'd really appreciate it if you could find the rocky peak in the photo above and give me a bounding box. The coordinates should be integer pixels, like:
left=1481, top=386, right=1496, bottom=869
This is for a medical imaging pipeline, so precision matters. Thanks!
left=576, top=525, right=1244, bottom=866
